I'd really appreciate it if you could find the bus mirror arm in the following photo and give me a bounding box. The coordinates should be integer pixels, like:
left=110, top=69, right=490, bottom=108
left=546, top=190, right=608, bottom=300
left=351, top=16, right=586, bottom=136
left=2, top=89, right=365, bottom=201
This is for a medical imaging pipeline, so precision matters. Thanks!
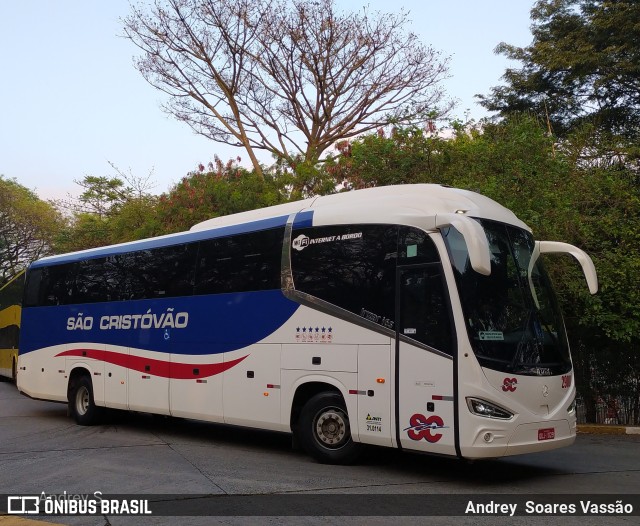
left=435, top=214, right=492, bottom=276
left=537, top=241, right=599, bottom=295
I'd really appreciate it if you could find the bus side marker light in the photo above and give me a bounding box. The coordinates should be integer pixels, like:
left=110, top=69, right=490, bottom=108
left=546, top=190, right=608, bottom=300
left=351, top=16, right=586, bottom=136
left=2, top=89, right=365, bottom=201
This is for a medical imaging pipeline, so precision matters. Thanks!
left=376, top=378, right=385, bottom=384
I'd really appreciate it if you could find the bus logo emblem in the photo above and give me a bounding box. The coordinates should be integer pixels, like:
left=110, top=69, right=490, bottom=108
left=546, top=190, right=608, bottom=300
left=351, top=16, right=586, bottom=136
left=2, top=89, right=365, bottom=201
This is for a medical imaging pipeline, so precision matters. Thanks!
left=404, top=414, right=447, bottom=443
left=502, top=377, right=518, bottom=392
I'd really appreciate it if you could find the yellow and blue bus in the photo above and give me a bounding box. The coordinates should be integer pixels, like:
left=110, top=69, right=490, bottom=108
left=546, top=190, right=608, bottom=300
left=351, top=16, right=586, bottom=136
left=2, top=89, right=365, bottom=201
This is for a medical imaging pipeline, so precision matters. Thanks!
left=0, top=270, right=24, bottom=382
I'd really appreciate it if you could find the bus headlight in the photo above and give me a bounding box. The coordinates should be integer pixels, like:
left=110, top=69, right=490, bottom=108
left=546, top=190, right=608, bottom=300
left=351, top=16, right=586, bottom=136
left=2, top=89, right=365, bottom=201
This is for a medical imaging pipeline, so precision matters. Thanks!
left=567, top=398, right=576, bottom=414
left=466, top=397, right=514, bottom=420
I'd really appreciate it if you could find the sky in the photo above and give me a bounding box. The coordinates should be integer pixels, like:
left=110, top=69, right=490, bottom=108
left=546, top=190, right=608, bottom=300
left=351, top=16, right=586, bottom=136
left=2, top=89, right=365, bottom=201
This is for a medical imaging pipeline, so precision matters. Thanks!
left=0, top=1, right=534, bottom=201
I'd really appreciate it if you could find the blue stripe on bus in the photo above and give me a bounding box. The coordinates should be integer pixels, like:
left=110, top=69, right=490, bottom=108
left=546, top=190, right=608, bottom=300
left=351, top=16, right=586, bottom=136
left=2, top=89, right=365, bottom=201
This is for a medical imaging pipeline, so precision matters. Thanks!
left=293, top=210, right=314, bottom=228
left=19, top=290, right=300, bottom=356
left=30, top=215, right=291, bottom=268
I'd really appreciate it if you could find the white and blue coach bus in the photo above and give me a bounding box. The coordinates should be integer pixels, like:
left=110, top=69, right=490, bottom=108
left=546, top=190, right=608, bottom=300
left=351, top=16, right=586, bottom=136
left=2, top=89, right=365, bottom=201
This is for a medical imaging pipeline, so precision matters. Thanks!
left=17, top=184, right=597, bottom=464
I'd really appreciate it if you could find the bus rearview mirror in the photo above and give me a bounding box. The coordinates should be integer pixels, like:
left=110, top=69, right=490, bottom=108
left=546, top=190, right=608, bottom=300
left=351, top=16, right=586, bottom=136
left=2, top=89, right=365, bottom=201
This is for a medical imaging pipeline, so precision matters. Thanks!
left=537, top=241, right=599, bottom=294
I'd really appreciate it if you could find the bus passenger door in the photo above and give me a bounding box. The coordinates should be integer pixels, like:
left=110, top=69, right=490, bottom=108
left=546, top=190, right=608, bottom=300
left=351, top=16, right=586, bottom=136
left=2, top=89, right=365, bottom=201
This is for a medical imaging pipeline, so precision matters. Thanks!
left=395, top=265, right=456, bottom=456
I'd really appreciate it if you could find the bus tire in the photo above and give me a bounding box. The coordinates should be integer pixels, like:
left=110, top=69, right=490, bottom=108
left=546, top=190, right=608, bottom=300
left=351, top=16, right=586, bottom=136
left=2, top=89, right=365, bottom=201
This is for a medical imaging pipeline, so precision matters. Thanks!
left=298, top=392, right=361, bottom=465
left=69, top=375, right=101, bottom=426
left=12, top=358, right=17, bottom=384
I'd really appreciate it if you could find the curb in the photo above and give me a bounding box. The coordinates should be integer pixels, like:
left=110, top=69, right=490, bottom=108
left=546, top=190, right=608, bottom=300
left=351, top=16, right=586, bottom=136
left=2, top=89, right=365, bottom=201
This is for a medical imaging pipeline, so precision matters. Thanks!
left=577, top=424, right=640, bottom=435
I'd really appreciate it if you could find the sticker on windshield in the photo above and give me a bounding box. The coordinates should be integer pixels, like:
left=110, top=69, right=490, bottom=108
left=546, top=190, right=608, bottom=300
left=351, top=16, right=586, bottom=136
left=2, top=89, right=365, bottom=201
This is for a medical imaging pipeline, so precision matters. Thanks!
left=479, top=331, right=504, bottom=341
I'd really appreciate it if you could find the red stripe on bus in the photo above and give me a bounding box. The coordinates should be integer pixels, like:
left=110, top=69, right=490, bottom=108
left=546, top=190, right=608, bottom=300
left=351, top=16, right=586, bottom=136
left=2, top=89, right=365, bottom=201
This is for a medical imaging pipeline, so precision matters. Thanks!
left=55, top=349, right=248, bottom=379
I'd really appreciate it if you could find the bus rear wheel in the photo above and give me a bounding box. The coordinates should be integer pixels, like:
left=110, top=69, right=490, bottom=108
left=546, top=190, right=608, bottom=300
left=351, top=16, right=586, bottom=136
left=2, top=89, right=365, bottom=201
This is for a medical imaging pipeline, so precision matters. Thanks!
left=69, top=376, right=101, bottom=425
left=298, top=392, right=361, bottom=464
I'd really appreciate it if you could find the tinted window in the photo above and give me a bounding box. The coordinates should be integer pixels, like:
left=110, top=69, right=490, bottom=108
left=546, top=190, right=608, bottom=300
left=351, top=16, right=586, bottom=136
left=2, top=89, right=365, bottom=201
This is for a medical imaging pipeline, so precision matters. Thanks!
left=398, top=226, right=440, bottom=265
left=0, top=325, right=19, bottom=349
left=195, top=228, right=284, bottom=294
left=73, top=257, right=121, bottom=303
left=23, top=228, right=285, bottom=307
left=444, top=220, right=571, bottom=374
left=24, top=242, right=198, bottom=306
left=399, top=266, right=452, bottom=354
left=23, top=268, right=42, bottom=307
left=41, top=264, right=75, bottom=306
left=120, top=243, right=198, bottom=300
left=291, top=224, right=398, bottom=329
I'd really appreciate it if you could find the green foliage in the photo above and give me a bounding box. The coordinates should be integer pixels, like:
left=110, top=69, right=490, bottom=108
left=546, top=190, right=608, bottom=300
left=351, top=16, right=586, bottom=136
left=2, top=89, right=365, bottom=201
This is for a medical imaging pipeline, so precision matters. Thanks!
left=55, top=173, right=161, bottom=252
left=474, top=0, right=640, bottom=418
left=326, top=128, right=448, bottom=190
left=480, top=0, right=640, bottom=140
left=330, top=115, right=640, bottom=417
left=0, top=176, right=62, bottom=283
left=75, top=175, right=133, bottom=217
left=110, top=195, right=161, bottom=243
left=156, top=157, right=288, bottom=234
left=55, top=213, right=111, bottom=254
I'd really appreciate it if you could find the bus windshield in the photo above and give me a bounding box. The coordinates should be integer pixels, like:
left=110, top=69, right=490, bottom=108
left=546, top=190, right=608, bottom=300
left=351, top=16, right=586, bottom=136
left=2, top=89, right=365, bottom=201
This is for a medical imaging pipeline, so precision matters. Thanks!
left=443, top=219, right=571, bottom=376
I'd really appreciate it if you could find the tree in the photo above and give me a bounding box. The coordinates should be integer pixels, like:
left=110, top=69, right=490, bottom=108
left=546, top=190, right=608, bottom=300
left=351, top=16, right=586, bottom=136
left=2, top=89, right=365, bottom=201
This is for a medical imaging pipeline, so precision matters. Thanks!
left=479, top=0, right=640, bottom=139
left=0, top=176, right=62, bottom=283
left=123, top=0, right=451, bottom=176
left=325, top=126, right=448, bottom=190
left=156, top=156, right=287, bottom=233
left=55, top=167, right=159, bottom=252
left=328, top=116, right=640, bottom=422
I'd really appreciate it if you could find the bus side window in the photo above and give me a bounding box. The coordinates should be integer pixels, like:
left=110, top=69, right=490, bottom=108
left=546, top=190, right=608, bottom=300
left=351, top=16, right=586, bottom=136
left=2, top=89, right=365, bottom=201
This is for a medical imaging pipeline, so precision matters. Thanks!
left=398, top=226, right=440, bottom=264
left=195, top=228, right=284, bottom=295
left=399, top=266, right=452, bottom=355
left=43, top=264, right=75, bottom=306
left=291, top=224, right=398, bottom=328
left=23, top=268, right=43, bottom=307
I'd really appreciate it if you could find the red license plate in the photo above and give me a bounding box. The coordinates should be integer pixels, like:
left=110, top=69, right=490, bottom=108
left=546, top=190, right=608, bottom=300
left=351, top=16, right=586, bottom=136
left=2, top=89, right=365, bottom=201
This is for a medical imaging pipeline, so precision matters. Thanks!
left=538, top=428, right=555, bottom=441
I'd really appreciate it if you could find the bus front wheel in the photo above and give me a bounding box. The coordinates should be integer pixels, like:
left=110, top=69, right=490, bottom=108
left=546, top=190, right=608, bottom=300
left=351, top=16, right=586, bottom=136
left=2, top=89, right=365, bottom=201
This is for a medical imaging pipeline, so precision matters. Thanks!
left=69, top=376, right=101, bottom=426
left=298, top=392, right=361, bottom=465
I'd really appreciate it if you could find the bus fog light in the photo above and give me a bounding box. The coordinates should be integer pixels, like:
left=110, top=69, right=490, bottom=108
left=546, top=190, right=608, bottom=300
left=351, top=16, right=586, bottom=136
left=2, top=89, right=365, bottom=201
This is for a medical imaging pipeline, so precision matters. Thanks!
left=467, top=397, right=514, bottom=420
left=483, top=432, right=493, bottom=443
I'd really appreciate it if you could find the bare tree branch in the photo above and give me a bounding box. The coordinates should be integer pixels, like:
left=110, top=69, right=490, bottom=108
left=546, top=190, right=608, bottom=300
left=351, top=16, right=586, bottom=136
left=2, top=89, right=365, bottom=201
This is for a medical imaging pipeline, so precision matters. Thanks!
left=123, top=0, right=451, bottom=171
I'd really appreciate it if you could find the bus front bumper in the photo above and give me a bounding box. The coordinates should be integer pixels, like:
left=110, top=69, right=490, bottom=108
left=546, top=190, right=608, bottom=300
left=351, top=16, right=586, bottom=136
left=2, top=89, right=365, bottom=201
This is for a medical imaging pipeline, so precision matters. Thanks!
left=461, top=418, right=576, bottom=459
